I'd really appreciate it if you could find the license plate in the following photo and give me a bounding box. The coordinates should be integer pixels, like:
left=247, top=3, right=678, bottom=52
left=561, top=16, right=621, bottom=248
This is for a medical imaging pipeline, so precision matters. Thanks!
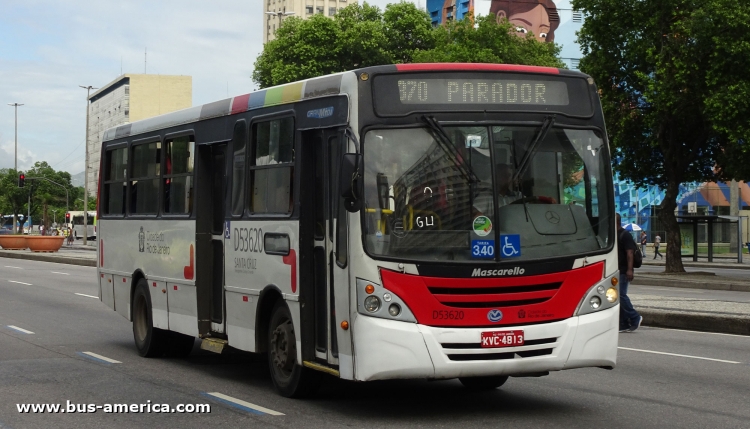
left=481, top=330, right=525, bottom=348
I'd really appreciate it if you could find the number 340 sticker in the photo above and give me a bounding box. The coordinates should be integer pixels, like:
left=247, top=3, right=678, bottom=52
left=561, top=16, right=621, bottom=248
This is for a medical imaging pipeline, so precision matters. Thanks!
left=471, top=240, right=495, bottom=258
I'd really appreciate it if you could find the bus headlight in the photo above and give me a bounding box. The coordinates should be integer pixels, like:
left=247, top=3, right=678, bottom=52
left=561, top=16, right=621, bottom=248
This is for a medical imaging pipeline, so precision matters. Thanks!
left=364, top=296, right=381, bottom=312
left=606, top=287, right=618, bottom=303
left=589, top=296, right=601, bottom=309
left=356, top=278, right=416, bottom=322
left=388, top=304, right=401, bottom=317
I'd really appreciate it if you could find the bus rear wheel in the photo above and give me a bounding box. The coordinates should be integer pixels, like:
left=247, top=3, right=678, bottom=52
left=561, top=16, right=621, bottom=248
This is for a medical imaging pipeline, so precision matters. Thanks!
left=132, top=279, right=166, bottom=357
left=267, top=301, right=321, bottom=398
left=458, top=376, right=509, bottom=390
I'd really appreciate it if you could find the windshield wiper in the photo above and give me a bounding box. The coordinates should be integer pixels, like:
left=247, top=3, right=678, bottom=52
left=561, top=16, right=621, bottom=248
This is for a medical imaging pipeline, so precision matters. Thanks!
left=421, top=115, right=480, bottom=184
left=513, top=115, right=555, bottom=184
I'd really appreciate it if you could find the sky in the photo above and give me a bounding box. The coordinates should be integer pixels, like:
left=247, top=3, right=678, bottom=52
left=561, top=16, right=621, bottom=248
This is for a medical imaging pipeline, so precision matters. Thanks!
left=0, top=0, right=415, bottom=176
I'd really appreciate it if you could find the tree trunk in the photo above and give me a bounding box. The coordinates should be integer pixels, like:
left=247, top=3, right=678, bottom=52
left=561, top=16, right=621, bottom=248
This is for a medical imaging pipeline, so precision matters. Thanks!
left=659, top=178, right=685, bottom=273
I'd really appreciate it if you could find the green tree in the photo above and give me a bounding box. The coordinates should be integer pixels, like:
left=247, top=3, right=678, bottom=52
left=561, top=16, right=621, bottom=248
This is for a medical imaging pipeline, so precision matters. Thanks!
left=573, top=0, right=750, bottom=272
left=413, top=14, right=563, bottom=67
left=253, top=2, right=435, bottom=88
left=24, top=162, right=76, bottom=229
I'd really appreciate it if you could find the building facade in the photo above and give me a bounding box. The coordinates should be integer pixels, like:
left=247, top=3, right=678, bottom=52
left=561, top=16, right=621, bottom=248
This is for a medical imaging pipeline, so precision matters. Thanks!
left=85, top=74, right=192, bottom=195
left=264, top=0, right=357, bottom=43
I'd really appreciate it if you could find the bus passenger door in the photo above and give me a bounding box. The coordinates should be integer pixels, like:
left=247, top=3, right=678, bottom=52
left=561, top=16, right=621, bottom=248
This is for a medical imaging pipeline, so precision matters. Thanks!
left=304, top=128, right=348, bottom=367
left=196, top=143, right=227, bottom=336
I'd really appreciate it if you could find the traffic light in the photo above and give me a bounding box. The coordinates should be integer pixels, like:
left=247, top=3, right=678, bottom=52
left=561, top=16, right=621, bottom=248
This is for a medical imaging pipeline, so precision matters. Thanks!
left=18, top=173, right=24, bottom=187
left=65, top=213, right=71, bottom=224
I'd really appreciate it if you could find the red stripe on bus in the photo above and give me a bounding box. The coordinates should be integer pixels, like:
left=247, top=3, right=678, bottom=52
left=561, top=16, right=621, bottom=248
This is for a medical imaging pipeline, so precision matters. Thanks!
left=380, top=262, right=602, bottom=327
left=183, top=244, right=195, bottom=280
left=231, top=93, right=250, bottom=114
left=282, top=249, right=297, bottom=293
left=395, top=63, right=560, bottom=75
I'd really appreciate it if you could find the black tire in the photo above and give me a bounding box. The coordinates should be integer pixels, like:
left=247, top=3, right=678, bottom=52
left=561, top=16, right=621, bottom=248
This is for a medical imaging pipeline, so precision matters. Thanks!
left=164, top=331, right=195, bottom=358
left=132, top=279, right=166, bottom=357
left=459, top=376, right=509, bottom=390
left=267, top=300, right=321, bottom=398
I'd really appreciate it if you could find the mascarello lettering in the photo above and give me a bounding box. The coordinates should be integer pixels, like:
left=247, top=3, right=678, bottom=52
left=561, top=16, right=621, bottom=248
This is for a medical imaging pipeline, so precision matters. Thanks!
left=471, top=267, right=525, bottom=277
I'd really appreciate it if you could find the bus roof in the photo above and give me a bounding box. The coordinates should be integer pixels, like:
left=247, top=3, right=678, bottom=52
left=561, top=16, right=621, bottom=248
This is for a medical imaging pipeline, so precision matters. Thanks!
left=102, top=63, right=586, bottom=143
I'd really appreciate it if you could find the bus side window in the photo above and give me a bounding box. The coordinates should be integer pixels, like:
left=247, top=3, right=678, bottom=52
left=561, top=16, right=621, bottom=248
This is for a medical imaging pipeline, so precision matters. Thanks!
left=164, top=135, right=195, bottom=215
left=103, top=147, right=128, bottom=215
left=230, top=122, right=247, bottom=216
left=130, top=141, right=161, bottom=215
left=250, top=117, right=294, bottom=214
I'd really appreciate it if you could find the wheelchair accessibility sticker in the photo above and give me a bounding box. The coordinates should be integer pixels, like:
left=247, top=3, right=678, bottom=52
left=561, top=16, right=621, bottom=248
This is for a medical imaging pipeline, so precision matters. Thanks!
left=499, top=234, right=521, bottom=258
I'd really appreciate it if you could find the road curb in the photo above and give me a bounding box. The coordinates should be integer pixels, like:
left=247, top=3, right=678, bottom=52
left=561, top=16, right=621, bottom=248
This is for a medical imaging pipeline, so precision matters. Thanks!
left=0, top=251, right=96, bottom=267
left=632, top=277, right=750, bottom=292
left=640, top=308, right=750, bottom=336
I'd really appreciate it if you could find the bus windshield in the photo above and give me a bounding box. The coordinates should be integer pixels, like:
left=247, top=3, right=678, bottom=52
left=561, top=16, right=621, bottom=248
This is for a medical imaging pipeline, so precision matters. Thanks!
left=363, top=125, right=612, bottom=262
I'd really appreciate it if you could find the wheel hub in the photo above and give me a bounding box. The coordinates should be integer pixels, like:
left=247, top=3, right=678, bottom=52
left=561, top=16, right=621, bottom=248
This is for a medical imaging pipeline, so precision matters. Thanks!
left=271, top=321, right=295, bottom=374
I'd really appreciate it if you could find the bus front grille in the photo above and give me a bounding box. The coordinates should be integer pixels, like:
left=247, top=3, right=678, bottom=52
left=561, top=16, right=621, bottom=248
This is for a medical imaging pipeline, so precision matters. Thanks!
left=427, top=282, right=562, bottom=308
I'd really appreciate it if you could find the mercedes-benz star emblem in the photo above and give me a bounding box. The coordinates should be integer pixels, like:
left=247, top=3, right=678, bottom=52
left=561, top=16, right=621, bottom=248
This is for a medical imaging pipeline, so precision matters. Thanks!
left=545, top=211, right=560, bottom=224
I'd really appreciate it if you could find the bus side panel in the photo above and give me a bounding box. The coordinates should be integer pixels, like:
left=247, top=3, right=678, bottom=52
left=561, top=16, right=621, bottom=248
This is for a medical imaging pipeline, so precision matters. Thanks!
left=100, top=273, right=114, bottom=309
left=149, top=280, right=169, bottom=330
left=225, top=291, right=258, bottom=352
left=168, top=283, right=199, bottom=337
left=225, top=220, right=299, bottom=352
left=113, top=275, right=132, bottom=320
left=101, top=219, right=197, bottom=332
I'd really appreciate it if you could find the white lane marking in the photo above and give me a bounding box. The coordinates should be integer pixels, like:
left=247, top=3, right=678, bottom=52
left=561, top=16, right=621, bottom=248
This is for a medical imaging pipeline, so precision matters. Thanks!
left=4, top=266, right=22, bottom=269
left=8, top=280, right=32, bottom=286
left=51, top=271, right=69, bottom=275
left=654, top=327, right=750, bottom=338
left=80, top=352, right=121, bottom=364
left=6, top=325, right=34, bottom=334
left=203, top=392, right=285, bottom=416
left=618, top=347, right=742, bottom=364
left=75, top=293, right=99, bottom=299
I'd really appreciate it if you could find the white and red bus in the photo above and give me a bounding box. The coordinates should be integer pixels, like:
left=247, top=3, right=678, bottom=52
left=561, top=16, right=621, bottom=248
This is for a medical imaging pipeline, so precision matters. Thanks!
left=97, top=63, right=619, bottom=397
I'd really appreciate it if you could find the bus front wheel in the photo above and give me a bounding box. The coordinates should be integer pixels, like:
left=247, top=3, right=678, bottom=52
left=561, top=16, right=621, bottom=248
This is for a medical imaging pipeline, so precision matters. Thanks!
left=267, top=301, right=321, bottom=398
left=132, top=279, right=166, bottom=357
left=458, top=376, right=509, bottom=390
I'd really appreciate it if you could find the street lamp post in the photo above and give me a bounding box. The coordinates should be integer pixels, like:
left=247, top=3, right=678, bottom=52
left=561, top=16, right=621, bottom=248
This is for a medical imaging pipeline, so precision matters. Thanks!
left=79, top=85, right=97, bottom=246
left=8, top=103, right=23, bottom=234
left=265, top=10, right=295, bottom=37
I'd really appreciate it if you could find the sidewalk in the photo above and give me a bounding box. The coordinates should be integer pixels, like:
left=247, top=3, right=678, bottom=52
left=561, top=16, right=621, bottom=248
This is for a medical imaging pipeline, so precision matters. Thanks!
left=0, top=241, right=96, bottom=267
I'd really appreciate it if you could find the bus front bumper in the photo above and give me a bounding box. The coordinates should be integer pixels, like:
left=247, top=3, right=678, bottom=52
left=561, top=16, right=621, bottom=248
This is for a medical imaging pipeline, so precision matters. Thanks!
left=352, top=304, right=619, bottom=381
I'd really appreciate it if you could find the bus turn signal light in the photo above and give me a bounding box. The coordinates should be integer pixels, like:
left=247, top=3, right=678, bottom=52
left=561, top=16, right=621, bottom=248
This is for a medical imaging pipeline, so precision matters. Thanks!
left=365, top=284, right=375, bottom=294
left=340, top=321, right=349, bottom=330
left=611, top=277, right=618, bottom=287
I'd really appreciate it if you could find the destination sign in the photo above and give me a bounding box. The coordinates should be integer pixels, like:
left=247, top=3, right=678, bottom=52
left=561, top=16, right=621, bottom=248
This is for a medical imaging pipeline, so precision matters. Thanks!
left=372, top=73, right=593, bottom=117
left=396, top=78, right=569, bottom=106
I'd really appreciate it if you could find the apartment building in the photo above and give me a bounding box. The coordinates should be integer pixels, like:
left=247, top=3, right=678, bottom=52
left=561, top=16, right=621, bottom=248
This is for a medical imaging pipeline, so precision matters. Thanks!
left=264, top=0, right=357, bottom=43
left=85, top=74, right=192, bottom=195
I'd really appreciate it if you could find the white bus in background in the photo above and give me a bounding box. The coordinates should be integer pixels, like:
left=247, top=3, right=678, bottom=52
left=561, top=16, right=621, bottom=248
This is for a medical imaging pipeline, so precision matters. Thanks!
left=97, top=63, right=620, bottom=398
left=66, top=210, right=96, bottom=239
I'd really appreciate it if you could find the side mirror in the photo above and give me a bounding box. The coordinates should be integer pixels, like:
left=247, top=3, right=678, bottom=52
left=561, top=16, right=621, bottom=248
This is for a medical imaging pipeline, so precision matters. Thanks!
left=339, top=153, right=363, bottom=212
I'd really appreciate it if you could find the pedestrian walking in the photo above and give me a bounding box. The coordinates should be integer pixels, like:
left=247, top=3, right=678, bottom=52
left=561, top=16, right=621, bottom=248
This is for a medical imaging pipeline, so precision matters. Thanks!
left=654, top=234, right=663, bottom=259
left=640, top=231, right=647, bottom=257
left=617, top=213, right=642, bottom=333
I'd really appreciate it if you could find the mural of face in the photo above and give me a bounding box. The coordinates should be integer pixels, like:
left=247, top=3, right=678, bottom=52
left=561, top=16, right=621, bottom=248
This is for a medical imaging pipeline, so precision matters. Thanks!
left=490, top=0, right=559, bottom=43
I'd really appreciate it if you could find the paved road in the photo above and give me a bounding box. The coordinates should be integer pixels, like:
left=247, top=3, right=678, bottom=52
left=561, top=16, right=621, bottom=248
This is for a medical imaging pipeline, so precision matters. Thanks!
left=1, top=258, right=749, bottom=428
